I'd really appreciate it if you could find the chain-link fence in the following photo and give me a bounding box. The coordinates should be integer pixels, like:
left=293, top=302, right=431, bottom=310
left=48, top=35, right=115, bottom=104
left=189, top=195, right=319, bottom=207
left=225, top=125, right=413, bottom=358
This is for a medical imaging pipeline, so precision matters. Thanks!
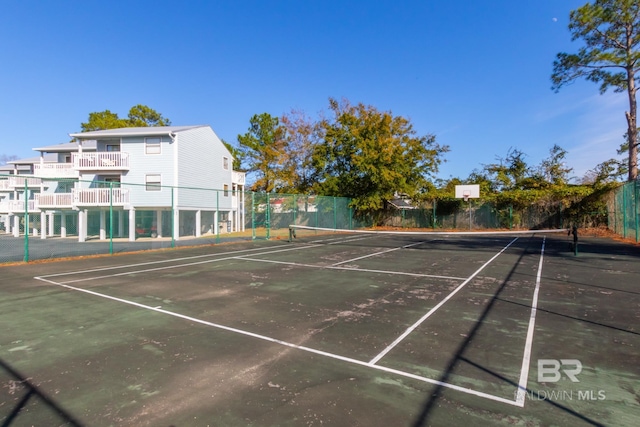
left=0, top=175, right=359, bottom=264
left=1, top=172, right=631, bottom=264
left=607, top=180, right=639, bottom=242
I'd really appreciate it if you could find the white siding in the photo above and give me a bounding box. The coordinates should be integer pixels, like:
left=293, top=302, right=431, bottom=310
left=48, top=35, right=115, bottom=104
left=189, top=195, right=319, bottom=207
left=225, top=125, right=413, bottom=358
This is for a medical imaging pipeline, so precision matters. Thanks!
left=121, top=136, right=174, bottom=207
left=176, top=127, right=234, bottom=210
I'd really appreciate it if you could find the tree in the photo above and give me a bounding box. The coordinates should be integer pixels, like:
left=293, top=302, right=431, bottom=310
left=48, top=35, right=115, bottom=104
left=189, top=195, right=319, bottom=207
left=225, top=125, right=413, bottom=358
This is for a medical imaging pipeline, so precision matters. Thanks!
left=127, top=104, right=171, bottom=127
left=551, top=0, right=640, bottom=181
left=280, top=109, right=321, bottom=193
left=80, top=105, right=170, bottom=132
left=81, top=110, right=128, bottom=132
left=237, top=113, right=288, bottom=192
left=484, top=148, right=530, bottom=191
left=312, top=98, right=448, bottom=213
left=0, top=154, right=18, bottom=165
left=538, top=144, right=573, bottom=186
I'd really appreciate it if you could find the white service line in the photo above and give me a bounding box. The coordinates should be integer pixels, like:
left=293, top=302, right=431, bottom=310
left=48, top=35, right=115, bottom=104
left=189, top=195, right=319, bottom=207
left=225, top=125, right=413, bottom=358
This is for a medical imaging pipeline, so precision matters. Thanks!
left=331, top=240, right=428, bottom=266
left=33, top=275, right=519, bottom=407
left=368, top=237, right=520, bottom=365
left=235, top=256, right=467, bottom=281
left=51, top=244, right=322, bottom=285
left=38, top=244, right=303, bottom=279
left=515, top=236, right=546, bottom=407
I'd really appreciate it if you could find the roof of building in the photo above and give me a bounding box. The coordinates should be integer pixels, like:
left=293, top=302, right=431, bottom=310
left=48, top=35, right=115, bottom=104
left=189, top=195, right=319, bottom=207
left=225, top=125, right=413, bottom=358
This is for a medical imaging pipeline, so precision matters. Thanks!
left=8, top=153, right=59, bottom=165
left=69, top=125, right=207, bottom=140
left=388, top=196, right=418, bottom=210
left=32, top=141, right=97, bottom=152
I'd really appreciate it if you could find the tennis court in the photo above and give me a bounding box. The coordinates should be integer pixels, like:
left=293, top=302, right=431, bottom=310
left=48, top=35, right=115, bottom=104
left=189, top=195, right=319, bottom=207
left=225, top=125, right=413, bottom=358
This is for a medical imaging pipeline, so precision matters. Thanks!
left=1, top=227, right=639, bottom=426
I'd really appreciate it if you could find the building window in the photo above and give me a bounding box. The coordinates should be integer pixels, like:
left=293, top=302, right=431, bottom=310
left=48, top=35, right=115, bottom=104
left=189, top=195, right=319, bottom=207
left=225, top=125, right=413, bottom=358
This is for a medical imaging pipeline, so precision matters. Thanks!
left=223, top=184, right=229, bottom=197
left=145, top=137, right=161, bottom=154
left=106, top=144, right=120, bottom=152
left=146, top=174, right=161, bottom=191
left=223, top=156, right=229, bottom=170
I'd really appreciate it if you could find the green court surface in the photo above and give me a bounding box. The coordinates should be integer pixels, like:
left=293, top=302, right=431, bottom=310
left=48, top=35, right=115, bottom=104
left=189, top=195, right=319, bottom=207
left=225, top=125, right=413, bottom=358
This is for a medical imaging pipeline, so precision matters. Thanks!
left=0, top=230, right=638, bottom=426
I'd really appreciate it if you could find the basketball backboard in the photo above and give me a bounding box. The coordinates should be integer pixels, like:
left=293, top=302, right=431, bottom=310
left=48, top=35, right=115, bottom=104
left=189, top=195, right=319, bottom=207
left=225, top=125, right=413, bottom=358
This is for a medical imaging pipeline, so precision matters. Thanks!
left=455, top=184, right=480, bottom=200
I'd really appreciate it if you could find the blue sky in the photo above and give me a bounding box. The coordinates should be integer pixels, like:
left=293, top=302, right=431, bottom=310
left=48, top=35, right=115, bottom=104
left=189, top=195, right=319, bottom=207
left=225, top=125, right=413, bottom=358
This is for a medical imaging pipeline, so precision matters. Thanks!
left=0, top=0, right=628, bottom=182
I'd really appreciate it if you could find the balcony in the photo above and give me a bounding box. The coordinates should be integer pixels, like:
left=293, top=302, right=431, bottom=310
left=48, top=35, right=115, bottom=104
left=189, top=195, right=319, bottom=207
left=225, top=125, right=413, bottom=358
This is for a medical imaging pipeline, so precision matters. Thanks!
left=72, top=152, right=130, bottom=171
left=8, top=176, right=46, bottom=189
left=36, top=193, right=73, bottom=209
left=0, top=200, right=38, bottom=213
left=0, top=180, right=10, bottom=192
left=34, top=163, right=79, bottom=178
left=72, top=188, right=130, bottom=206
left=232, top=171, right=246, bottom=185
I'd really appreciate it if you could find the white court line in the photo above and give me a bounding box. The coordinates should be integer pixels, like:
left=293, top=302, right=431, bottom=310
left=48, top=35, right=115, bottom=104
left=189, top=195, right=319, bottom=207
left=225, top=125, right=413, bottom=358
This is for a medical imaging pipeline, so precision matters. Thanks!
left=49, top=244, right=323, bottom=285
left=33, top=275, right=519, bottom=407
left=235, top=256, right=467, bottom=281
left=368, top=237, right=520, bottom=365
left=331, top=240, right=428, bottom=266
left=38, top=244, right=302, bottom=279
left=515, top=237, right=546, bottom=407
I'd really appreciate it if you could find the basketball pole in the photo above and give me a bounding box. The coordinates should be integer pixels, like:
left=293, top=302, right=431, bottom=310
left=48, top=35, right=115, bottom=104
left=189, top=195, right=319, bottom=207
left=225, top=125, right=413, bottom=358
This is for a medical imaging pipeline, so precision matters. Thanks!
left=466, top=196, right=471, bottom=230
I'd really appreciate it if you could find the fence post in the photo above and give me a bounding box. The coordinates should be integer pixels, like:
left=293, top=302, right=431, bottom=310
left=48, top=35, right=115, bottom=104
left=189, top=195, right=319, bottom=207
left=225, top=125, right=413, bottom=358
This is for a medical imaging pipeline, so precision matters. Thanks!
left=171, top=186, right=175, bottom=248
left=293, top=194, right=297, bottom=227
left=509, top=205, right=513, bottom=230
left=333, top=197, right=337, bottom=229
left=623, top=184, right=627, bottom=239
left=109, top=182, right=113, bottom=255
left=216, top=190, right=220, bottom=244
left=266, top=193, right=270, bottom=240
left=633, top=179, right=640, bottom=243
left=432, top=199, right=437, bottom=229
left=23, top=179, right=29, bottom=263
left=251, top=192, right=256, bottom=240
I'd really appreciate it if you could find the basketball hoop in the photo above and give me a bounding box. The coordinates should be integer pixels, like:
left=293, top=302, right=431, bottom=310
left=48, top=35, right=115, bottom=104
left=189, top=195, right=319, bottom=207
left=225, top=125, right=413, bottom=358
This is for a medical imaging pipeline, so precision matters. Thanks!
left=463, top=190, right=471, bottom=202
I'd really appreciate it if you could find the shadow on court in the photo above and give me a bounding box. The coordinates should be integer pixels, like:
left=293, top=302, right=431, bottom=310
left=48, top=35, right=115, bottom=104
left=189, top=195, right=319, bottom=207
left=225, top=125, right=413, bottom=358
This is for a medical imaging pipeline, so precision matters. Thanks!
left=0, top=357, right=83, bottom=426
left=410, top=235, right=606, bottom=427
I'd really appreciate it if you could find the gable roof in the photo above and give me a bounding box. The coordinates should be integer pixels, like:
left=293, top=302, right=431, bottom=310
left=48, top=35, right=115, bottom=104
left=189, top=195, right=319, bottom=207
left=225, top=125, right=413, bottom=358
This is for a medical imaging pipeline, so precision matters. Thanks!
left=33, top=141, right=97, bottom=152
left=8, top=153, right=59, bottom=165
left=69, top=125, right=207, bottom=140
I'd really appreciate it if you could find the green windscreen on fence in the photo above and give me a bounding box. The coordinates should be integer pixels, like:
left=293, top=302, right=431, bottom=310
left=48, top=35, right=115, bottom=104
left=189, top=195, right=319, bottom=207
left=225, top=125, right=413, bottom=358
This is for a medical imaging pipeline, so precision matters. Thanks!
left=1, top=172, right=630, bottom=264
left=608, top=180, right=639, bottom=242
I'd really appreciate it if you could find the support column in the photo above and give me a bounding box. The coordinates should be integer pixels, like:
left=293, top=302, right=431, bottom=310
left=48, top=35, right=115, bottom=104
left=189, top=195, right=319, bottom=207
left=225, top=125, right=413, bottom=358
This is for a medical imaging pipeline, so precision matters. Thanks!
left=173, top=209, right=180, bottom=241
left=61, top=212, right=67, bottom=238
left=6, top=214, right=12, bottom=234
left=195, top=210, right=201, bottom=237
left=99, top=210, right=106, bottom=240
left=40, top=211, right=46, bottom=239
left=48, top=212, right=54, bottom=237
left=129, top=209, right=136, bottom=241
left=13, top=215, right=19, bottom=237
left=241, top=188, right=245, bottom=231
left=78, top=210, right=86, bottom=242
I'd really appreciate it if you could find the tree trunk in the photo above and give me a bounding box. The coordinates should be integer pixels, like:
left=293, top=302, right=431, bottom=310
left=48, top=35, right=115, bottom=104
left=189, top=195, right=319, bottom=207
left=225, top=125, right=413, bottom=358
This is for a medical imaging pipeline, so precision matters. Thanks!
left=626, top=68, right=638, bottom=181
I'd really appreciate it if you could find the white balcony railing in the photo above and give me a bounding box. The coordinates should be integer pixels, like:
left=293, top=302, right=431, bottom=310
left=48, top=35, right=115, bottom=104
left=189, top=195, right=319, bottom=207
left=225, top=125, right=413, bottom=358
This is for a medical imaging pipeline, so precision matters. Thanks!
left=72, top=152, right=130, bottom=170
left=34, top=163, right=79, bottom=178
left=232, top=171, right=246, bottom=185
left=0, top=180, right=10, bottom=192
left=0, top=200, right=38, bottom=213
left=36, top=193, right=73, bottom=208
left=72, top=188, right=129, bottom=206
left=8, top=176, right=45, bottom=188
